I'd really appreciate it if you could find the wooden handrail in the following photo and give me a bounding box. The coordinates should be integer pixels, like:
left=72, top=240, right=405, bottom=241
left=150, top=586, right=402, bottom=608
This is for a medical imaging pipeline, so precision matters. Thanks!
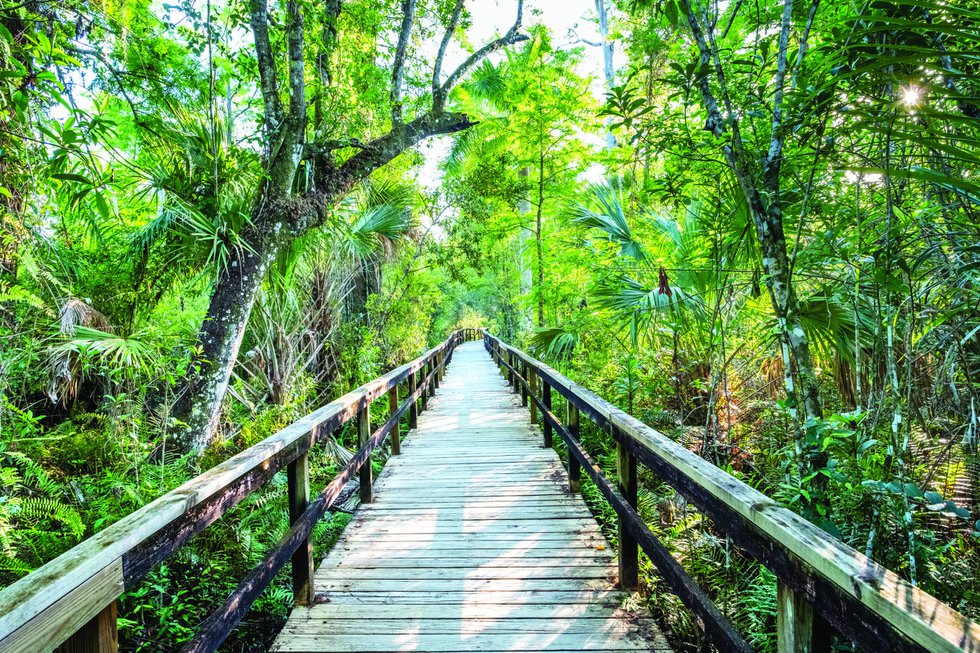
left=483, top=331, right=980, bottom=653
left=0, top=328, right=484, bottom=653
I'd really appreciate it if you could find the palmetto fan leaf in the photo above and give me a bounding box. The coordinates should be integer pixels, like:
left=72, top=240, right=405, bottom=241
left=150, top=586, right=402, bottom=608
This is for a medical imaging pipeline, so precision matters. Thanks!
left=594, top=274, right=707, bottom=345
left=51, top=326, right=154, bottom=369
left=530, top=326, right=577, bottom=361
left=442, top=120, right=510, bottom=177
left=467, top=59, right=509, bottom=102
left=572, top=181, right=645, bottom=260
left=342, top=178, right=415, bottom=258
left=351, top=204, right=411, bottom=252
left=130, top=110, right=258, bottom=279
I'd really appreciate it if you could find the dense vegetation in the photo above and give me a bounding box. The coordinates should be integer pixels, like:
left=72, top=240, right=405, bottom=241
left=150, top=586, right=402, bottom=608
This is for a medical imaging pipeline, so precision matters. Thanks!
left=0, top=0, right=978, bottom=650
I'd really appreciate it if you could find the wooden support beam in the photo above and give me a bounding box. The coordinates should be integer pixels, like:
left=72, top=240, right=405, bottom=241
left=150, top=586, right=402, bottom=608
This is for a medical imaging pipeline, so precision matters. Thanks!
left=57, top=601, right=117, bottom=653
left=567, top=400, right=581, bottom=493
left=408, top=372, right=418, bottom=428
left=434, top=356, right=441, bottom=390
left=428, top=361, right=436, bottom=398
left=420, top=367, right=429, bottom=411
left=520, top=362, right=528, bottom=407
left=529, top=368, right=538, bottom=425
left=543, top=383, right=553, bottom=447
left=389, top=387, right=400, bottom=455
left=777, top=580, right=832, bottom=653
left=358, top=403, right=372, bottom=504
left=617, top=437, right=639, bottom=592
left=287, top=453, right=315, bottom=605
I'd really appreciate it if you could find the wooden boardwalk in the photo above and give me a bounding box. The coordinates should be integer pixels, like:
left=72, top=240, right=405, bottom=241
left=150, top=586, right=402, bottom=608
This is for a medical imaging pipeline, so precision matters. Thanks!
left=271, top=341, right=670, bottom=652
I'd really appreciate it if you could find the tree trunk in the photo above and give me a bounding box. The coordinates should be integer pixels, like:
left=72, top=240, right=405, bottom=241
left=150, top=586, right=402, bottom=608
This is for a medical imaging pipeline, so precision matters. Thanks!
left=172, top=112, right=480, bottom=453
left=594, top=0, right=616, bottom=150
left=535, top=151, right=545, bottom=328
left=518, top=167, right=533, bottom=329
left=171, top=223, right=284, bottom=452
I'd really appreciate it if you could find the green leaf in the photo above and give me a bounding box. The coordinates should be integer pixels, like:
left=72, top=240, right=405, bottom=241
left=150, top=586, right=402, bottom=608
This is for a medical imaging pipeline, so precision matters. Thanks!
left=923, top=490, right=944, bottom=504
left=903, top=483, right=924, bottom=499
left=51, top=173, right=91, bottom=185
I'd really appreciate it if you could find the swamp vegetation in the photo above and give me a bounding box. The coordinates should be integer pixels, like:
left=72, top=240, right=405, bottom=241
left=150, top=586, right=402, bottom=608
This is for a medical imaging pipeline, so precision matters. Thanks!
left=0, top=0, right=978, bottom=650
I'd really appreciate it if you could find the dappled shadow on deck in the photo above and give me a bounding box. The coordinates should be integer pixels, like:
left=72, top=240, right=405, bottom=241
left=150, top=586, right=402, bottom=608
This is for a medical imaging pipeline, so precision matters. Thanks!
left=270, top=342, right=670, bottom=652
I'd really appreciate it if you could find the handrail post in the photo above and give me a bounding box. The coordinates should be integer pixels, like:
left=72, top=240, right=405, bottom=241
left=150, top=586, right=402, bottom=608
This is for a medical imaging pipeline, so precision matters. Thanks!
left=434, top=354, right=441, bottom=390
left=777, top=582, right=831, bottom=653
left=428, top=360, right=436, bottom=398
left=389, top=386, right=400, bottom=455
left=358, top=403, right=372, bottom=503
left=287, top=452, right=315, bottom=605
left=529, top=368, right=538, bottom=425
left=566, top=400, right=581, bottom=493
left=58, top=602, right=118, bottom=653
left=520, top=361, right=528, bottom=407
left=421, top=366, right=429, bottom=410
left=542, top=382, right=553, bottom=447
left=408, top=370, right=418, bottom=428
left=616, top=430, right=639, bottom=591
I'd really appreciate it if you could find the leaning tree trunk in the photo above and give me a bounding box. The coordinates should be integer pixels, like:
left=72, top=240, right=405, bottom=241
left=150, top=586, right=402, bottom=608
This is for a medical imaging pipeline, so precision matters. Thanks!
left=168, top=0, right=527, bottom=454
left=171, top=223, right=285, bottom=452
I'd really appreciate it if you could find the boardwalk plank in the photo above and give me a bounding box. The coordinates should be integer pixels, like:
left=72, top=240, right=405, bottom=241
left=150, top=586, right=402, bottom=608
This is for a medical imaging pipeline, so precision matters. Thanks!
left=271, top=342, right=669, bottom=653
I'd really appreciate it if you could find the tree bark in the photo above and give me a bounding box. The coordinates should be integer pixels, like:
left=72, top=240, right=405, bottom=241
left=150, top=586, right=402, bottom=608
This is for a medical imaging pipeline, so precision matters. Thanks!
left=535, top=150, right=545, bottom=328
left=171, top=218, right=287, bottom=451
left=173, top=114, right=475, bottom=452
left=679, top=0, right=827, bottom=496
left=594, top=0, right=616, bottom=149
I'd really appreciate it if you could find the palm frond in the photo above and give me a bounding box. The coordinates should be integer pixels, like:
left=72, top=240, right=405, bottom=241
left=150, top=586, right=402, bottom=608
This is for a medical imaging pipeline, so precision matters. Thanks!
left=51, top=326, right=154, bottom=369
left=529, top=326, right=577, bottom=361
left=573, top=181, right=645, bottom=260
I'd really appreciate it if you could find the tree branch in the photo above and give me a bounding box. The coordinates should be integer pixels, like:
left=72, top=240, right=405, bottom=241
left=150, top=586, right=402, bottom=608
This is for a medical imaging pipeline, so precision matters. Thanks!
left=680, top=0, right=726, bottom=137
left=390, top=0, right=416, bottom=125
left=436, top=0, right=527, bottom=112
left=432, top=0, right=464, bottom=100
left=286, top=0, right=306, bottom=136
left=249, top=0, right=284, bottom=136
left=789, top=0, right=819, bottom=93
left=304, top=112, right=477, bottom=232
left=764, top=0, right=794, bottom=176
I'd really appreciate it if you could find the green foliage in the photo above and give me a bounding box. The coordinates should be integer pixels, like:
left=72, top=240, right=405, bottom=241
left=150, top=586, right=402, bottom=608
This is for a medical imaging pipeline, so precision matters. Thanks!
left=1, top=0, right=979, bottom=650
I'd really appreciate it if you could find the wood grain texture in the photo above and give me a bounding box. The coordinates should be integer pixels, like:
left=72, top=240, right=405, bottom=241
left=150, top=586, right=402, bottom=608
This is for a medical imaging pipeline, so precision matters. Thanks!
left=271, top=342, right=668, bottom=653
left=0, top=559, right=122, bottom=653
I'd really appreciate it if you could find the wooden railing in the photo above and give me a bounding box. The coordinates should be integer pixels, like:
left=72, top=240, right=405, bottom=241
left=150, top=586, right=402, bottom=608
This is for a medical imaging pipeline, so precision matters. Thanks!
left=0, top=329, right=484, bottom=653
left=484, top=332, right=980, bottom=653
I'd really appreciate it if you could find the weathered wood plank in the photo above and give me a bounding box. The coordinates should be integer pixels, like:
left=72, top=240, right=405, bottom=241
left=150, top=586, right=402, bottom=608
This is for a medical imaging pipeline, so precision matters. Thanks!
left=287, top=453, right=314, bottom=606
left=271, top=342, right=668, bottom=653
left=315, top=566, right=615, bottom=581
left=0, top=334, right=463, bottom=650
left=272, top=633, right=662, bottom=652
left=283, top=603, right=630, bottom=620
left=487, top=333, right=980, bottom=653
left=57, top=600, right=117, bottom=653
left=0, top=558, right=123, bottom=653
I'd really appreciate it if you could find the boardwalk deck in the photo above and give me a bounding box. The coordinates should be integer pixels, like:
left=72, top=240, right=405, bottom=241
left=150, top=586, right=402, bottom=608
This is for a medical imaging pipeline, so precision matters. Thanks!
left=271, top=342, right=670, bottom=652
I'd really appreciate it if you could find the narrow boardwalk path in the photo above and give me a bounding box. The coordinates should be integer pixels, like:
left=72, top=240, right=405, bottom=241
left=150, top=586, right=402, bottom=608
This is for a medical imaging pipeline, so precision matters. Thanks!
left=272, top=342, right=670, bottom=652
